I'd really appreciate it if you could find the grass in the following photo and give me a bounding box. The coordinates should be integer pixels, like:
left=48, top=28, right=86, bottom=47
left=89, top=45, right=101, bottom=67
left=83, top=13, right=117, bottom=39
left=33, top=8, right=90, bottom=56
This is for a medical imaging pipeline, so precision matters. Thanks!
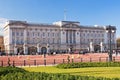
left=23, top=66, right=120, bottom=79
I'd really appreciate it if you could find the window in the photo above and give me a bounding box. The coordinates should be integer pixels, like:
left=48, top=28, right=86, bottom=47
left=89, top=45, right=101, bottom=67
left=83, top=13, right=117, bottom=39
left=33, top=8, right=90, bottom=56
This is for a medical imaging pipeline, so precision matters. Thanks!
left=30, top=28, right=32, bottom=31
left=33, top=38, right=35, bottom=43
left=57, top=33, right=59, bottom=36
left=40, top=29, right=42, bottom=31
left=88, top=39, right=89, bottom=42
left=35, top=28, right=37, bottom=31
left=102, top=39, right=104, bottom=42
left=48, top=38, right=50, bottom=43
left=84, top=39, right=86, bottom=42
left=53, top=38, right=55, bottom=43
left=91, top=34, right=93, bottom=36
left=98, top=34, right=100, bottom=37
left=16, top=32, right=19, bottom=36
left=43, top=38, right=46, bottom=43
left=80, top=34, right=81, bottom=37
left=57, top=39, right=59, bottom=43
left=21, top=32, right=23, bottom=36
left=27, top=32, right=29, bottom=36
left=53, top=33, right=54, bottom=37
left=102, top=34, right=104, bottom=37
left=99, top=39, right=101, bottom=42
left=91, top=39, right=93, bottom=42
left=27, top=38, right=30, bottom=44
left=87, top=34, right=89, bottom=36
left=55, top=29, right=57, bottom=31
left=12, top=32, right=15, bottom=36
left=33, top=32, right=34, bottom=36
left=38, top=32, right=40, bottom=36
left=48, top=33, right=50, bottom=37
left=21, top=39, right=23, bottom=44
left=95, top=39, right=97, bottom=43
left=16, top=37, right=19, bottom=44
left=12, top=39, right=15, bottom=44
left=83, top=34, right=85, bottom=36
left=43, top=32, right=45, bottom=36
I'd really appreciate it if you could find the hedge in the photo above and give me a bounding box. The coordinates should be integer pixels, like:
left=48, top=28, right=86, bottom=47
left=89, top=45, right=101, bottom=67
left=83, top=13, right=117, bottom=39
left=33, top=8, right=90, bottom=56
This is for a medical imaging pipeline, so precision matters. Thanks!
left=0, top=67, right=120, bottom=80
left=56, top=62, right=120, bottom=69
left=0, top=66, right=27, bottom=76
left=0, top=72, right=119, bottom=80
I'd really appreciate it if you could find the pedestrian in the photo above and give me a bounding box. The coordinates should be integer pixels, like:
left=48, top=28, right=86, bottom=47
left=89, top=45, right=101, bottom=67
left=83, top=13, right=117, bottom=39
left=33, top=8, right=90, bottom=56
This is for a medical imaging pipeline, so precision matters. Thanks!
left=67, top=55, right=70, bottom=63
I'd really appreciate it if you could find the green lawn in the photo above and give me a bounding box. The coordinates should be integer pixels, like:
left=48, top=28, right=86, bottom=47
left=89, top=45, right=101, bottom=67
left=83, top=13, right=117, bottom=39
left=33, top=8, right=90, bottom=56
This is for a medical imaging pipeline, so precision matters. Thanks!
left=23, top=66, right=120, bottom=78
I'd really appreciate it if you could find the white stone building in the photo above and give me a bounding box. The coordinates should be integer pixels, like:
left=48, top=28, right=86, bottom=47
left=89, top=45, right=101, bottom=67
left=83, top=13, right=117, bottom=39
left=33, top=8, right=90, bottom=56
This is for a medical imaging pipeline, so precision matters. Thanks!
left=3, top=20, right=116, bottom=54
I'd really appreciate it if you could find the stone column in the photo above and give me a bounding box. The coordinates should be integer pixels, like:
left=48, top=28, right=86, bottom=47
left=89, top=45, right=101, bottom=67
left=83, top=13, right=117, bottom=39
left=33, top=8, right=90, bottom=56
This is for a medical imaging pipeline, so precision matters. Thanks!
left=7, top=46, right=11, bottom=55
left=73, top=30, right=75, bottom=43
left=23, top=28, right=28, bottom=55
left=113, top=32, right=117, bottom=50
left=8, top=28, right=12, bottom=54
left=47, top=44, right=50, bottom=53
left=14, top=44, right=17, bottom=55
left=104, top=32, right=108, bottom=50
left=68, top=30, right=70, bottom=43
left=24, top=29, right=27, bottom=44
left=100, top=42, right=104, bottom=52
left=23, top=44, right=28, bottom=55
left=71, top=30, right=73, bottom=43
left=90, top=42, right=94, bottom=52
left=87, top=47, right=89, bottom=52
left=70, top=30, right=73, bottom=43
left=14, top=30, right=17, bottom=55
left=9, top=29, right=12, bottom=44
left=66, top=30, right=68, bottom=43
left=37, top=43, right=41, bottom=53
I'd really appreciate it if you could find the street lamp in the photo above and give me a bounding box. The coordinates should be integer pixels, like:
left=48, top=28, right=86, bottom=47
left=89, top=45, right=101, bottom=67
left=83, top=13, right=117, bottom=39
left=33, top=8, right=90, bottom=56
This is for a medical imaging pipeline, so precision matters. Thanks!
left=106, top=25, right=116, bottom=62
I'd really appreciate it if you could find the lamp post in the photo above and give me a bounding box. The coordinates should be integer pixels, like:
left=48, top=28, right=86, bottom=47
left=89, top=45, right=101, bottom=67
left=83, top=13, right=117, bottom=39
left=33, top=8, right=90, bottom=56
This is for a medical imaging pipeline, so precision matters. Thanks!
left=106, top=25, right=116, bottom=62
left=43, top=49, right=46, bottom=58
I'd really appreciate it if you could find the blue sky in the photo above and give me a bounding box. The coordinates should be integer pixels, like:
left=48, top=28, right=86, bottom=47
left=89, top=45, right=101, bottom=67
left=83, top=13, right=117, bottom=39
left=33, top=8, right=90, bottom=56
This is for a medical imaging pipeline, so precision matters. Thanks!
left=0, top=0, right=120, bottom=37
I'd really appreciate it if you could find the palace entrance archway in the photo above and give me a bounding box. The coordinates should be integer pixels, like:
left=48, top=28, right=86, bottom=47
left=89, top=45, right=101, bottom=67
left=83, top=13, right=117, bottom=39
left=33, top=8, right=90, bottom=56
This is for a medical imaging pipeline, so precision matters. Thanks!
left=17, top=47, right=24, bottom=55
left=28, top=47, right=37, bottom=55
left=41, top=47, right=47, bottom=54
left=94, top=45, right=100, bottom=52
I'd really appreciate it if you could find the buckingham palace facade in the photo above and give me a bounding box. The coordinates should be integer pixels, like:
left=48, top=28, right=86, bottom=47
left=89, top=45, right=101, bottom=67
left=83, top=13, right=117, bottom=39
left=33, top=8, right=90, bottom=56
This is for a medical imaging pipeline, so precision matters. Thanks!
left=3, top=20, right=116, bottom=55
